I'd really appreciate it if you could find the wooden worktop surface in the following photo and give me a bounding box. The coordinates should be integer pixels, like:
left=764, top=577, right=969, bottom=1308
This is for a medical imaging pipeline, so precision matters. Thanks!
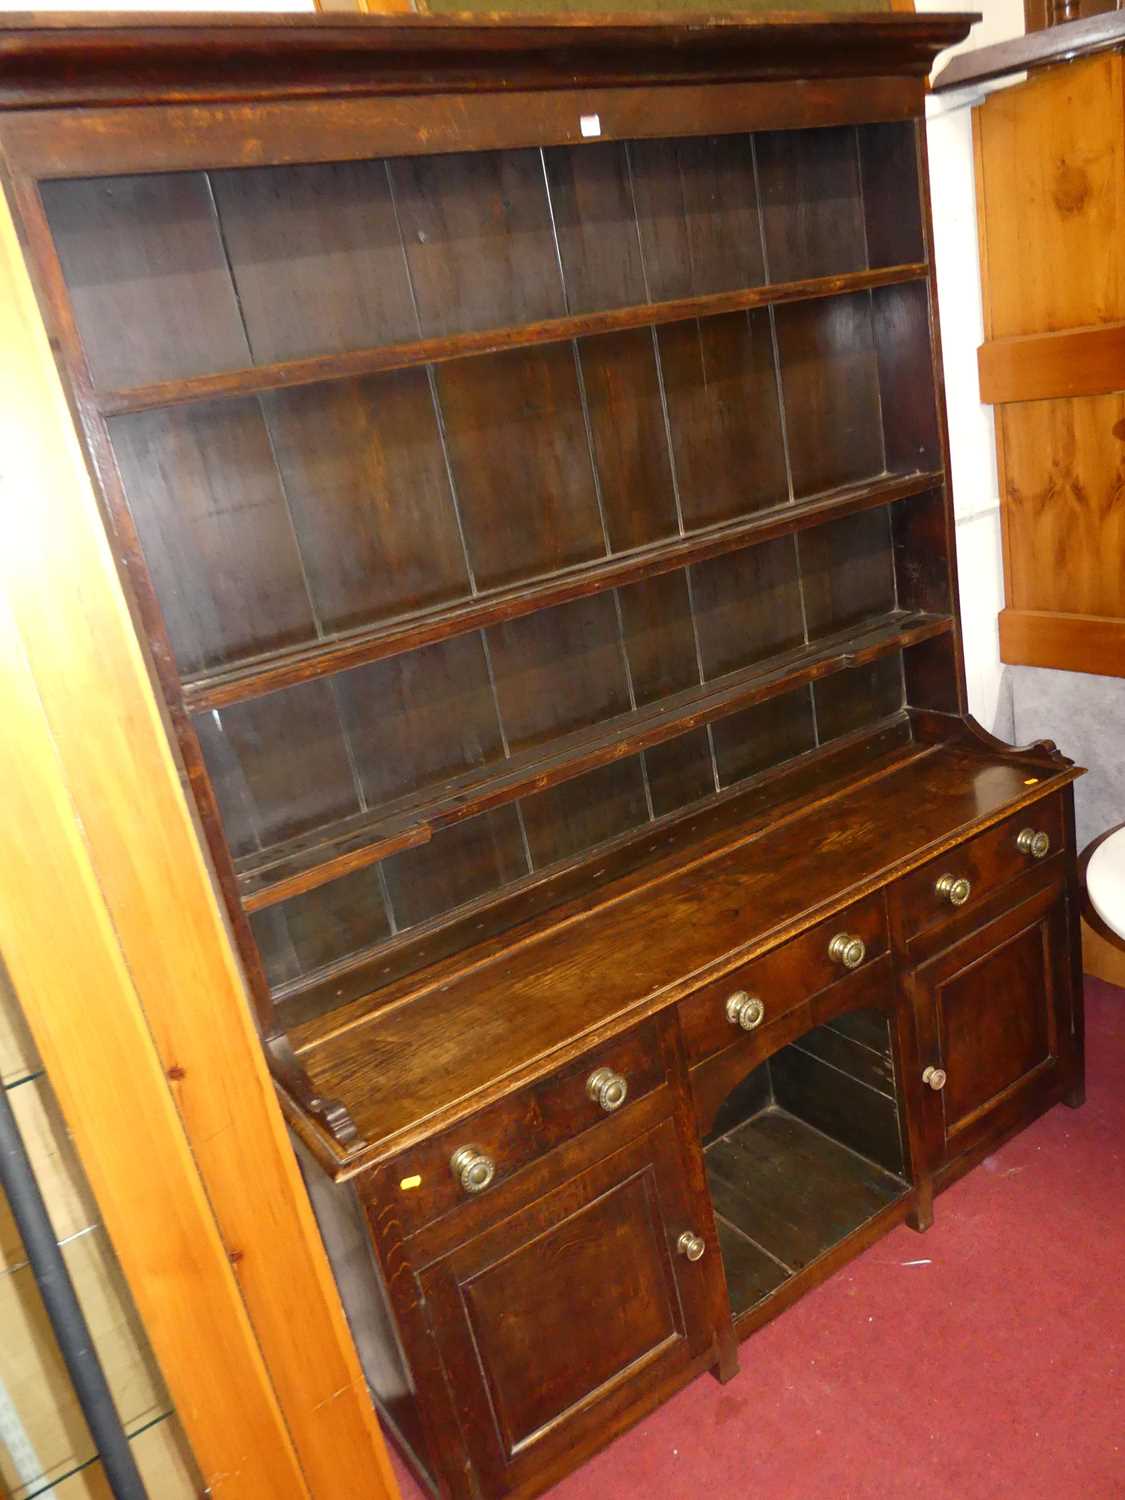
left=296, top=739, right=1076, bottom=1175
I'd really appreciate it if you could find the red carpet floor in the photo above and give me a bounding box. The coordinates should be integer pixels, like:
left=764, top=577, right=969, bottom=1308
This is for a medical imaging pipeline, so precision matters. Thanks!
left=387, top=979, right=1125, bottom=1500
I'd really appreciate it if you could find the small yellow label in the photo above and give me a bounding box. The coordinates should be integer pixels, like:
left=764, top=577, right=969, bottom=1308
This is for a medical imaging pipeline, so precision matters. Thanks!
left=399, top=1174, right=422, bottom=1191
left=1024, top=777, right=1040, bottom=786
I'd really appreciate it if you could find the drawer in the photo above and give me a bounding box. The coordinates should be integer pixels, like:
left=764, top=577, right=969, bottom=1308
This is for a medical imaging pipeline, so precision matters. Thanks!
left=690, top=955, right=897, bottom=1139
left=891, top=793, right=1065, bottom=947
left=677, top=892, right=888, bottom=1067
left=385, top=1014, right=670, bottom=1237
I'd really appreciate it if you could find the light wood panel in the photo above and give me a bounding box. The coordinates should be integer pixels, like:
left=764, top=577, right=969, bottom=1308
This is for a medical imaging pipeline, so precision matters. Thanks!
left=973, top=51, right=1125, bottom=340
left=0, top=186, right=398, bottom=1499
left=973, top=49, right=1125, bottom=676
left=978, top=319, right=1125, bottom=403
left=997, top=392, right=1125, bottom=618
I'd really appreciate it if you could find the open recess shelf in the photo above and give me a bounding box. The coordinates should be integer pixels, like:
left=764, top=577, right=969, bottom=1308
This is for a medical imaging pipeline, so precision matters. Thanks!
left=95, top=261, right=929, bottom=418
left=237, top=609, right=952, bottom=911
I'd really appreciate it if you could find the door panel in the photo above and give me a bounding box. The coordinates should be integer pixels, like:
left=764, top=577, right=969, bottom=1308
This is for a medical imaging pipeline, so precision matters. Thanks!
left=418, top=1115, right=719, bottom=1497
left=912, top=882, right=1072, bottom=1167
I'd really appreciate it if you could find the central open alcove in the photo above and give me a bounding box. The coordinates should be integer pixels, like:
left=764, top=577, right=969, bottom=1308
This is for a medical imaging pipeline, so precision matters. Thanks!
left=704, top=1007, right=911, bottom=1318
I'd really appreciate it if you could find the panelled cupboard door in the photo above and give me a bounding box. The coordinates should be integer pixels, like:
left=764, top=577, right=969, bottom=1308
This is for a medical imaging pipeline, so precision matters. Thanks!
left=911, top=881, right=1075, bottom=1169
left=417, top=1116, right=720, bottom=1497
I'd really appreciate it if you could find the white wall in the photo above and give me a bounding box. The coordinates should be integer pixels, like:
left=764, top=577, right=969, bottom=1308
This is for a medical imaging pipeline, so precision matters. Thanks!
left=916, top=0, right=1025, bottom=734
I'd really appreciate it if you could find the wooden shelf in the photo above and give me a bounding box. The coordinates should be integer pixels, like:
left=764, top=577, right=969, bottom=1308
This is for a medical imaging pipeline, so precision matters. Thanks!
left=237, top=609, right=952, bottom=913
left=97, top=261, right=928, bottom=419
left=183, top=468, right=943, bottom=714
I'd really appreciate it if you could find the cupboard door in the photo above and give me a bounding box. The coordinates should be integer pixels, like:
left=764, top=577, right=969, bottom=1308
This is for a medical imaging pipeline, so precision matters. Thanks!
left=418, top=1116, right=720, bottom=1498
left=911, top=881, right=1075, bottom=1169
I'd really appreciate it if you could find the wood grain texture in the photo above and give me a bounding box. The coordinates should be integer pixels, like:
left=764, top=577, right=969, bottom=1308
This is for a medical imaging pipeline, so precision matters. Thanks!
left=0, top=184, right=399, bottom=1498
left=213, top=160, right=418, bottom=362
left=108, top=399, right=316, bottom=675
left=39, top=172, right=249, bottom=389
left=972, top=51, right=1125, bottom=339
left=261, top=371, right=470, bottom=634
left=544, top=140, right=648, bottom=315
left=979, top=320, right=1125, bottom=404
left=775, top=291, right=884, bottom=496
left=390, top=147, right=564, bottom=337
left=628, top=134, right=764, bottom=300
left=999, top=608, right=1125, bottom=675
left=756, top=125, right=866, bottom=282
left=300, top=749, right=1076, bottom=1166
left=997, top=392, right=1125, bottom=618
left=97, top=262, right=928, bottom=419
left=436, top=343, right=605, bottom=589
left=658, top=309, right=788, bottom=527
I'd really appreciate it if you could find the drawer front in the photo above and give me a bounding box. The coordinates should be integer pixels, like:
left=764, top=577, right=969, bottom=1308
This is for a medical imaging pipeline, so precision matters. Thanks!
left=677, top=892, right=888, bottom=1067
left=689, top=955, right=897, bottom=1139
left=891, top=792, right=1065, bottom=946
left=387, top=1014, right=669, bottom=1237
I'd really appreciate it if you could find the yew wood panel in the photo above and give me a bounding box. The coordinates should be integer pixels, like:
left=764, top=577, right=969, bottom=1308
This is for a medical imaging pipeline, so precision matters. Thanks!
left=109, top=400, right=317, bottom=676
left=259, top=372, right=470, bottom=633
left=381, top=807, right=530, bottom=931
left=520, top=759, right=651, bottom=868
left=577, top=329, right=680, bottom=552
left=628, top=134, right=764, bottom=301
left=543, top=141, right=647, bottom=315
left=710, top=687, right=816, bottom=789
left=251, top=866, right=392, bottom=991
left=755, top=125, right=867, bottom=282
left=657, top=310, right=788, bottom=527
left=775, top=292, right=884, bottom=496
left=417, top=1116, right=718, bottom=1500
left=300, top=753, right=1077, bottom=1167
left=856, top=119, right=925, bottom=271
left=391, top=147, right=565, bottom=338
left=435, top=344, right=605, bottom=590
left=211, top=160, right=419, bottom=362
left=39, top=173, right=250, bottom=389
left=797, top=506, right=895, bottom=638
left=644, top=729, right=717, bottom=817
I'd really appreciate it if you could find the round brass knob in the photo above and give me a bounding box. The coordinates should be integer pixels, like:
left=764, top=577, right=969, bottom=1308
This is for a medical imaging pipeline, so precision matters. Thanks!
left=677, top=1230, right=706, bottom=1262
left=935, top=873, right=972, bottom=907
left=586, top=1066, right=628, bottom=1113
left=828, top=932, right=866, bottom=969
left=725, top=990, right=765, bottom=1031
left=1017, top=827, right=1050, bottom=860
left=450, top=1145, right=495, bottom=1194
left=922, top=1065, right=947, bottom=1092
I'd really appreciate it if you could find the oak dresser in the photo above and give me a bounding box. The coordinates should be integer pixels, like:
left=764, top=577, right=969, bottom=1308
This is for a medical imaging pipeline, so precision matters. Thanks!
left=0, top=13, right=1088, bottom=1498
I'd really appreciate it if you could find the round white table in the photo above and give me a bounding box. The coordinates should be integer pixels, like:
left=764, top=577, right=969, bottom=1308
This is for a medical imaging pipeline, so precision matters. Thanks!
left=1087, top=827, right=1125, bottom=942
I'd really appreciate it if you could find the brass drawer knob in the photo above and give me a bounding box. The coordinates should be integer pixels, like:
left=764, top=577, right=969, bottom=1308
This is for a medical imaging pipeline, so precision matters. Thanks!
left=586, top=1066, right=628, bottom=1113
left=828, top=932, right=866, bottom=969
left=935, top=873, right=972, bottom=907
left=677, top=1230, right=706, bottom=1262
left=923, top=1065, right=947, bottom=1092
left=725, top=990, right=765, bottom=1031
left=450, top=1145, right=495, bottom=1194
left=1017, top=827, right=1050, bottom=860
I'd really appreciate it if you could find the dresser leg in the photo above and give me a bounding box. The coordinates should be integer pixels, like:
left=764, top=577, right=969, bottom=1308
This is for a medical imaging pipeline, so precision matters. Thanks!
left=1063, top=1080, right=1086, bottom=1108
left=906, top=1181, right=934, bottom=1233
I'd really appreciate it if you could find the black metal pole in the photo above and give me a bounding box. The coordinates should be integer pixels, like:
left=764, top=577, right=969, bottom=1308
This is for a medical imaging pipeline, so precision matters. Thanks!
left=0, top=1081, right=148, bottom=1500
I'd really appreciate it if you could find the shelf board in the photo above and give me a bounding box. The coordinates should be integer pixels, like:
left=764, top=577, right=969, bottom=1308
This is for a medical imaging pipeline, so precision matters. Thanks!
left=237, top=608, right=952, bottom=913
left=97, top=261, right=928, bottom=419
left=183, top=467, right=943, bottom=714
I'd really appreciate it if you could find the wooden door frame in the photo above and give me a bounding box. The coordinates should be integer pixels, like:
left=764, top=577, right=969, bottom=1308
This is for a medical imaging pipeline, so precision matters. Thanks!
left=0, top=185, right=398, bottom=1500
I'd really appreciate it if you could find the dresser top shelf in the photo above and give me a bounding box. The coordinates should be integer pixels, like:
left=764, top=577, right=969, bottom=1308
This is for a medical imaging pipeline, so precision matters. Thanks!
left=292, top=735, right=1078, bottom=1176
left=0, top=12, right=978, bottom=113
